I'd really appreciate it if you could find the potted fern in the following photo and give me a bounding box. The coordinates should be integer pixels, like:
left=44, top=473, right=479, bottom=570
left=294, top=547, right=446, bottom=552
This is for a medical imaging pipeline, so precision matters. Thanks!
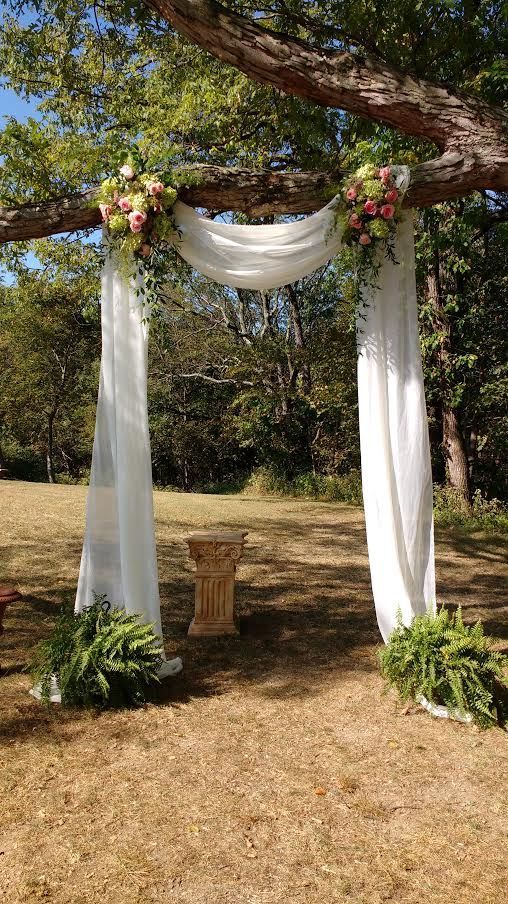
left=30, top=595, right=164, bottom=707
left=379, top=608, right=508, bottom=729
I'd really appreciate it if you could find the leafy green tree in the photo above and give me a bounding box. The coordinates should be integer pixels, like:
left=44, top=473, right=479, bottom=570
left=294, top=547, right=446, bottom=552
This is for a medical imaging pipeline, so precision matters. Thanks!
left=0, top=0, right=505, bottom=500
left=0, top=242, right=100, bottom=481
left=417, top=198, right=508, bottom=504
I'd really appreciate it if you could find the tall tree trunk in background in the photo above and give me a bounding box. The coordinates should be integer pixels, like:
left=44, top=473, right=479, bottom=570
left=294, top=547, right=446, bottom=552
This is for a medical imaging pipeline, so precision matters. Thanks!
left=286, top=284, right=311, bottom=393
left=442, top=407, right=471, bottom=507
left=46, top=408, right=57, bottom=484
left=426, top=246, right=471, bottom=508
left=181, top=383, right=190, bottom=491
left=0, top=441, right=8, bottom=477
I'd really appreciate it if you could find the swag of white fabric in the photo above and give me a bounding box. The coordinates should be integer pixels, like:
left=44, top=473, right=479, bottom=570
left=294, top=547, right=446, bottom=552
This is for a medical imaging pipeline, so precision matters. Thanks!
left=76, top=165, right=436, bottom=657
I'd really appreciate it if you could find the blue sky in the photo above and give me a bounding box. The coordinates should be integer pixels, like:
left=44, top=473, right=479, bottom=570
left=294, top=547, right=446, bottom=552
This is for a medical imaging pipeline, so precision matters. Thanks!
left=1, top=85, right=40, bottom=122
left=1, top=85, right=101, bottom=284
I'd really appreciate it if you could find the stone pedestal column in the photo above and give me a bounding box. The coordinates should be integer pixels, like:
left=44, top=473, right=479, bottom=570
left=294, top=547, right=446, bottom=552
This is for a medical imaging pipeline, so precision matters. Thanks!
left=186, top=531, right=247, bottom=637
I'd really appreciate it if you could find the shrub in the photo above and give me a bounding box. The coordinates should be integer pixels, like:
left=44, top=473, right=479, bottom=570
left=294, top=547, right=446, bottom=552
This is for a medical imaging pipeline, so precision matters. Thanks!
left=243, top=467, right=363, bottom=505
left=379, top=608, right=508, bottom=729
left=433, top=486, right=508, bottom=533
left=30, top=595, right=163, bottom=708
left=0, top=433, right=46, bottom=482
left=54, top=471, right=91, bottom=485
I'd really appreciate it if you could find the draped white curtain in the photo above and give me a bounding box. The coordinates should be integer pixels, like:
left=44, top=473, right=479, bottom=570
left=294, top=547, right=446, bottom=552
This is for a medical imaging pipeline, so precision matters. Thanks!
left=76, top=261, right=161, bottom=632
left=77, top=167, right=436, bottom=650
left=356, top=214, right=435, bottom=641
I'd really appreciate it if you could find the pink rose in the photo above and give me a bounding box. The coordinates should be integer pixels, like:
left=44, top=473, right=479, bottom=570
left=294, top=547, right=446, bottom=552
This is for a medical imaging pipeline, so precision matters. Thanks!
left=380, top=204, right=395, bottom=219
left=148, top=180, right=164, bottom=196
left=118, top=196, right=132, bottom=212
left=346, top=187, right=357, bottom=201
left=359, top=233, right=371, bottom=245
left=379, top=166, right=391, bottom=184
left=120, top=164, right=135, bottom=180
left=128, top=210, right=147, bottom=226
left=139, top=243, right=152, bottom=257
left=363, top=200, right=377, bottom=216
left=99, top=203, right=112, bottom=221
left=384, top=189, right=398, bottom=203
left=349, top=214, right=362, bottom=230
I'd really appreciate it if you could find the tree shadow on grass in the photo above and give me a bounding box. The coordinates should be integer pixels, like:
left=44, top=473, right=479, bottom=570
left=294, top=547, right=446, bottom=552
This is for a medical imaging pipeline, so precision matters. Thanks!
left=434, top=527, right=508, bottom=639
left=1, top=512, right=506, bottom=738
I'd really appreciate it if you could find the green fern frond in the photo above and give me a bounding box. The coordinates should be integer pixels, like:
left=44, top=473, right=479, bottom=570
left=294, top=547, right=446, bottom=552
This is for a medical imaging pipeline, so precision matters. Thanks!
left=379, top=607, right=508, bottom=729
left=29, top=594, right=165, bottom=709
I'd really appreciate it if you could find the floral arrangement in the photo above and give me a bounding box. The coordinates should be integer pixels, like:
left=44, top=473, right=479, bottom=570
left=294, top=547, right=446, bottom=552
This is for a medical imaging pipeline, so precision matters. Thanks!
left=95, top=161, right=178, bottom=267
left=336, top=163, right=403, bottom=255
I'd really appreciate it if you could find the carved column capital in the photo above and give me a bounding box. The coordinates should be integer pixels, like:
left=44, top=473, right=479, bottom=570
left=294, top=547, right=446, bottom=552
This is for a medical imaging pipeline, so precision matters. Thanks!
left=186, top=531, right=247, bottom=636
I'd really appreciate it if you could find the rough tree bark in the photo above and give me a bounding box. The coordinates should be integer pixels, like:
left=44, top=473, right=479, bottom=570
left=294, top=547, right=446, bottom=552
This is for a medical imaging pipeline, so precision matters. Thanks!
left=147, top=0, right=508, bottom=195
left=0, top=0, right=506, bottom=244
left=442, top=406, right=472, bottom=508
left=0, top=169, right=341, bottom=243
left=426, top=263, right=472, bottom=509
left=2, top=155, right=502, bottom=244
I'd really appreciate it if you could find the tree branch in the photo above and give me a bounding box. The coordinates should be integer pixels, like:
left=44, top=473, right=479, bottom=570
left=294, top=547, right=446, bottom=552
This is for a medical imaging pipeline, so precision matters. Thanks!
left=0, top=168, right=342, bottom=243
left=0, top=0, right=506, bottom=246
left=180, top=372, right=254, bottom=386
left=1, top=156, right=503, bottom=245
left=145, top=0, right=507, bottom=152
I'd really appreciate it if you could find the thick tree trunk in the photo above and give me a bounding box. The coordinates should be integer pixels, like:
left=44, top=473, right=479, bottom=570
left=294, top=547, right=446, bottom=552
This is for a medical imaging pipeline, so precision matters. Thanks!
left=147, top=0, right=508, bottom=191
left=426, top=266, right=471, bottom=508
left=286, top=284, right=311, bottom=393
left=442, top=406, right=471, bottom=508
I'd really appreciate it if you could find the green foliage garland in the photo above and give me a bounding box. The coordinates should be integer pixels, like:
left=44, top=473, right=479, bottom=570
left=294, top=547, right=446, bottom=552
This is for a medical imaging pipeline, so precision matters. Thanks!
left=30, top=594, right=163, bottom=708
left=379, top=608, right=508, bottom=729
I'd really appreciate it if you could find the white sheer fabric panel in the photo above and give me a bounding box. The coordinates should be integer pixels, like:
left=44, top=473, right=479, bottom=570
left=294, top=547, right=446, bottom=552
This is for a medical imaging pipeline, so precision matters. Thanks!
left=76, top=259, right=163, bottom=640
left=173, top=199, right=343, bottom=290
left=77, top=166, right=436, bottom=649
left=357, top=213, right=436, bottom=641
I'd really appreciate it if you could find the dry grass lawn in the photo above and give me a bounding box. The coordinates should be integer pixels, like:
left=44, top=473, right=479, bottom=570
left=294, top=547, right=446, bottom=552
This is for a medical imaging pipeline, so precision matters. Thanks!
left=0, top=481, right=507, bottom=904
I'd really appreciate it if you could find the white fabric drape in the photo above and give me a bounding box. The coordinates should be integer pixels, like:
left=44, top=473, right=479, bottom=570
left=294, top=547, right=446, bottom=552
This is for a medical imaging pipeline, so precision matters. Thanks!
left=76, top=260, right=163, bottom=638
left=77, top=167, right=436, bottom=649
left=173, top=198, right=344, bottom=290
left=357, top=214, right=436, bottom=641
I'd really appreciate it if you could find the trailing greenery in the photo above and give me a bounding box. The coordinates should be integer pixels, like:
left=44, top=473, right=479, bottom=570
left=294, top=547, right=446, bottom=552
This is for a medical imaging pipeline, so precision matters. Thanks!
left=379, top=608, right=508, bottom=729
left=30, top=595, right=163, bottom=708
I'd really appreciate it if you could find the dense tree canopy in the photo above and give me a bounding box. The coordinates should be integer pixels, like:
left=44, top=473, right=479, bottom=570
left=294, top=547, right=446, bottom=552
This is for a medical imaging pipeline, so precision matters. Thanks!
left=0, top=0, right=506, bottom=503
